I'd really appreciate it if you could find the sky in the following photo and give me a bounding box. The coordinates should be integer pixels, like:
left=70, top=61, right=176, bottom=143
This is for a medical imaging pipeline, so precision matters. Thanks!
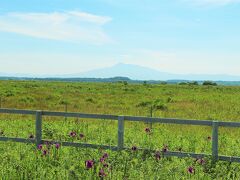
left=0, top=0, right=240, bottom=76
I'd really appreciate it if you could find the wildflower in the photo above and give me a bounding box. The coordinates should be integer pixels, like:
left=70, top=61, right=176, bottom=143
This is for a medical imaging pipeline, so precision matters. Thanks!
left=44, top=141, right=49, bottom=145
left=145, top=127, right=151, bottom=133
left=162, top=145, right=168, bottom=153
left=85, top=160, right=94, bottom=169
left=155, top=151, right=161, bottom=161
left=69, top=131, right=77, bottom=137
left=45, top=141, right=52, bottom=149
left=102, top=152, right=109, bottom=159
left=197, top=158, right=205, bottom=165
left=55, top=143, right=60, bottom=149
left=131, top=146, right=137, bottom=151
left=79, top=133, right=84, bottom=139
left=29, top=134, right=34, bottom=139
left=100, top=157, right=105, bottom=163
left=37, top=144, right=43, bottom=150
left=103, top=163, right=109, bottom=168
left=99, top=169, right=107, bottom=177
left=187, top=166, right=195, bottom=174
left=42, top=150, right=48, bottom=156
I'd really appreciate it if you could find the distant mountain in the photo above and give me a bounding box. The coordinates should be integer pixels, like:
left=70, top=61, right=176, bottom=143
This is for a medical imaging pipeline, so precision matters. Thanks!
left=64, top=63, right=174, bottom=80
left=64, top=63, right=240, bottom=81
left=1, top=63, right=240, bottom=81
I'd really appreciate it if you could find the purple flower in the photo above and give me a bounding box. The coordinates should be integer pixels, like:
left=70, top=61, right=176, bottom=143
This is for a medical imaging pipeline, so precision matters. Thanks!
left=45, top=141, right=50, bottom=145
left=29, top=134, right=34, bottom=139
left=69, top=131, right=77, bottom=137
left=45, top=141, right=52, bottom=149
left=85, top=160, right=94, bottom=169
left=145, top=127, right=151, bottom=133
left=100, top=157, right=105, bottom=163
left=131, top=146, right=137, bottom=151
left=103, top=163, right=109, bottom=168
left=79, top=133, right=84, bottom=139
left=155, top=151, right=161, bottom=161
left=42, top=150, right=48, bottom=156
left=187, top=166, right=194, bottom=174
left=102, top=152, right=109, bottom=159
left=37, top=144, right=43, bottom=150
left=162, top=145, right=168, bottom=153
left=197, top=158, right=205, bottom=165
left=99, top=169, right=107, bottom=177
left=55, top=143, right=60, bottom=149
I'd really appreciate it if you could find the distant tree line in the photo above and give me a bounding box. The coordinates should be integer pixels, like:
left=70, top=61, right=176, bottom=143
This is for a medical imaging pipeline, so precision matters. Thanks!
left=178, top=81, right=218, bottom=86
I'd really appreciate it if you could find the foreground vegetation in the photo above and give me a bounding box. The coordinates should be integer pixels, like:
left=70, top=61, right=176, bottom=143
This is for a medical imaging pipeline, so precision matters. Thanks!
left=0, top=80, right=240, bottom=179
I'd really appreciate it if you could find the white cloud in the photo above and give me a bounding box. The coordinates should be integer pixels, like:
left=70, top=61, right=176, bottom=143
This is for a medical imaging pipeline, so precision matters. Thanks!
left=0, top=11, right=112, bottom=44
left=184, top=0, right=240, bottom=6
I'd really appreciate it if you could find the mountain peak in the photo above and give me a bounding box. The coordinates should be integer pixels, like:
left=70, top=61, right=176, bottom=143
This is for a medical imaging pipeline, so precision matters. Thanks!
left=74, top=63, right=240, bottom=81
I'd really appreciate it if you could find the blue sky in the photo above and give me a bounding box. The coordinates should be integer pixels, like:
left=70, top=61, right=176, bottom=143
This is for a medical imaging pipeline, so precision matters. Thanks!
left=0, top=0, right=240, bottom=76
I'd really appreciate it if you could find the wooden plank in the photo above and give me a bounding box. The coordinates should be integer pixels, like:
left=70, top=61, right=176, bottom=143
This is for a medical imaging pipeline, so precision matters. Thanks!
left=41, top=140, right=118, bottom=150
left=0, top=137, right=35, bottom=143
left=161, top=151, right=208, bottom=159
left=0, top=108, right=36, bottom=115
left=128, top=148, right=208, bottom=159
left=218, top=122, right=240, bottom=128
left=218, top=156, right=240, bottom=163
left=1, top=136, right=240, bottom=163
left=124, top=116, right=213, bottom=126
left=42, top=111, right=119, bottom=120
left=118, top=116, right=124, bottom=150
left=36, top=111, right=42, bottom=146
left=212, top=121, right=219, bottom=162
left=1, top=108, right=240, bottom=128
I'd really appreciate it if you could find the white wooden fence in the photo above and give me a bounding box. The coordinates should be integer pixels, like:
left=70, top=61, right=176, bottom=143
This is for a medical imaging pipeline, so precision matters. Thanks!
left=0, top=108, right=240, bottom=163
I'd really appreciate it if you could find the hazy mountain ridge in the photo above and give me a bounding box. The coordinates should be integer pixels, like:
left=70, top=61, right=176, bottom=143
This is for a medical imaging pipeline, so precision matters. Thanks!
left=0, top=63, right=239, bottom=81
left=63, top=63, right=240, bottom=81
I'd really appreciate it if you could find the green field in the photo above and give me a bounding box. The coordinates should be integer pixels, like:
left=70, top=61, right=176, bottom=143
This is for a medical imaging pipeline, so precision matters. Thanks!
left=0, top=80, right=240, bottom=179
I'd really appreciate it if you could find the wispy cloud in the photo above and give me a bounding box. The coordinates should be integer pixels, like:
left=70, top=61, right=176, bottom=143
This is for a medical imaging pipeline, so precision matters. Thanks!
left=184, top=0, right=240, bottom=6
left=0, top=11, right=112, bottom=44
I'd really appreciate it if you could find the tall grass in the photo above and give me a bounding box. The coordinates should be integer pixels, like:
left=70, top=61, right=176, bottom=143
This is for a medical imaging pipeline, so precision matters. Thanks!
left=0, top=80, right=240, bottom=178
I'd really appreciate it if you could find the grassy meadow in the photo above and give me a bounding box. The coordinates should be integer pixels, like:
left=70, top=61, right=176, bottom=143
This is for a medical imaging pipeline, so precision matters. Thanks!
left=0, top=80, right=240, bottom=179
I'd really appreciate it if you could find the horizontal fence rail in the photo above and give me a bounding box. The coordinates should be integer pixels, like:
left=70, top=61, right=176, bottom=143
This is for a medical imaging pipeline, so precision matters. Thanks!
left=0, top=108, right=240, bottom=163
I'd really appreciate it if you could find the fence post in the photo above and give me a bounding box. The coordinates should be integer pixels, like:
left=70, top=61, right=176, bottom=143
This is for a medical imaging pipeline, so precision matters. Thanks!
left=118, top=116, right=124, bottom=150
left=65, top=103, right=68, bottom=121
left=212, top=121, right=219, bottom=162
left=36, top=110, right=42, bottom=146
left=150, top=106, right=153, bottom=129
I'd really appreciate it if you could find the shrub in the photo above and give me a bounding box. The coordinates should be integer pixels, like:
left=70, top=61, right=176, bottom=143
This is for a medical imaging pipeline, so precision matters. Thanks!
left=153, top=99, right=168, bottom=111
left=167, top=97, right=173, bottom=103
left=136, top=101, right=152, bottom=107
left=5, top=90, right=15, bottom=97
left=189, top=81, right=199, bottom=85
left=202, top=81, right=217, bottom=86
left=86, top=98, right=94, bottom=103
left=59, top=100, right=69, bottom=105
left=153, top=103, right=168, bottom=111
left=179, top=82, right=187, bottom=85
left=19, top=96, right=35, bottom=104
left=123, top=81, right=128, bottom=86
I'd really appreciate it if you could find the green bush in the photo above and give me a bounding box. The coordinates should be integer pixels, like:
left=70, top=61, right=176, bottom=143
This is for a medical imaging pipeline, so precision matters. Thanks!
left=203, top=81, right=217, bottom=86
